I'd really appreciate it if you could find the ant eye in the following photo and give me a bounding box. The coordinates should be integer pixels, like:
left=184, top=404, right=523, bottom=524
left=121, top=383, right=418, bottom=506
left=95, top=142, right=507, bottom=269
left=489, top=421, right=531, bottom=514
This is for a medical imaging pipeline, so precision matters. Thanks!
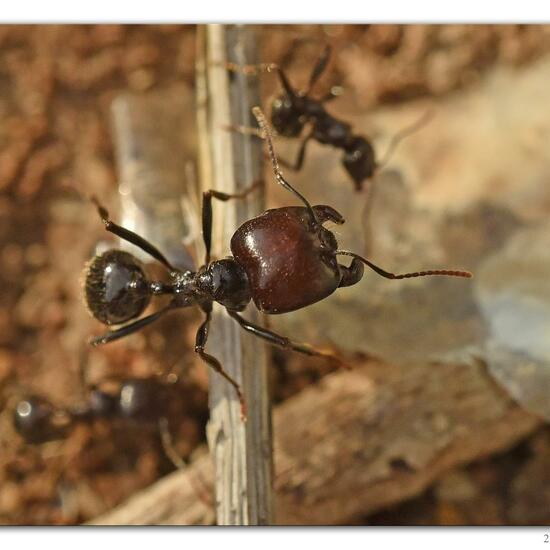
left=83, top=250, right=151, bottom=325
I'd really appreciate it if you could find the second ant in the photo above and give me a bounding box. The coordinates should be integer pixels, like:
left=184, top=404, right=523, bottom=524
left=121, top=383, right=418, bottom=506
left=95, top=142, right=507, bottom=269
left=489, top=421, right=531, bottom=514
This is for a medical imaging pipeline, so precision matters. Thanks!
left=226, top=45, right=430, bottom=191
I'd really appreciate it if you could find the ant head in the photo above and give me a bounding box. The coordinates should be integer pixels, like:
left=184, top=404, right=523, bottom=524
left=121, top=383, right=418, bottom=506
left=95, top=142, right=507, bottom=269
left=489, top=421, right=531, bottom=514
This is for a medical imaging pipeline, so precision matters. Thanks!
left=231, top=204, right=345, bottom=314
left=13, top=396, right=55, bottom=443
left=270, top=93, right=306, bottom=138
left=83, top=250, right=151, bottom=326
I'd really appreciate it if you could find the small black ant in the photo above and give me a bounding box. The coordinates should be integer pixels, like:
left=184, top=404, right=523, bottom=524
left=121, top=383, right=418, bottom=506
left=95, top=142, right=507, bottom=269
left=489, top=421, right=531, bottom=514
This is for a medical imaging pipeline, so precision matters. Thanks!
left=13, top=375, right=181, bottom=445
left=81, top=106, right=471, bottom=419
left=13, top=373, right=213, bottom=504
left=226, top=46, right=429, bottom=191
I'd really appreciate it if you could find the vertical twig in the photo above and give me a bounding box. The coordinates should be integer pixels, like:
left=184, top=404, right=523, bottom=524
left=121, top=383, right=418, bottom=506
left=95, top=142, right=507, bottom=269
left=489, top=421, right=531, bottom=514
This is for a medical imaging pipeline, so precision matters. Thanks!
left=196, top=25, right=274, bottom=525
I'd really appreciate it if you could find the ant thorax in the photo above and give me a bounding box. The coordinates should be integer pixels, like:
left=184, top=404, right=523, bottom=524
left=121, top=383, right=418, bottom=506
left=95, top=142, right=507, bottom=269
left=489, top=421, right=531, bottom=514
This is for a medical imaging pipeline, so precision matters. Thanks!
left=194, top=258, right=252, bottom=312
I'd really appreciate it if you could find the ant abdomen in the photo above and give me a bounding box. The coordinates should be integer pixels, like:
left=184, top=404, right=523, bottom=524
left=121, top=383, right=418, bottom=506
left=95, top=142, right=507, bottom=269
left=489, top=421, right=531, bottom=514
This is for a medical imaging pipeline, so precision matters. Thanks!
left=84, top=250, right=151, bottom=326
left=342, top=136, right=376, bottom=191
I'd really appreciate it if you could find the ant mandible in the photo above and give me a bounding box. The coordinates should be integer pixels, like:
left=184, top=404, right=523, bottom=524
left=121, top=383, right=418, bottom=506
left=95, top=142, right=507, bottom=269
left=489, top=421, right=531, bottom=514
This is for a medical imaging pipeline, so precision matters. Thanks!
left=82, top=106, right=471, bottom=419
left=226, top=46, right=429, bottom=191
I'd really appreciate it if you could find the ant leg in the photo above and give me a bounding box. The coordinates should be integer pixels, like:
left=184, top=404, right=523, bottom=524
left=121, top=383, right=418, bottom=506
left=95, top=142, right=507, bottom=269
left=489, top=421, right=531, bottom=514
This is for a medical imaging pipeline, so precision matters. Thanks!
left=91, top=197, right=175, bottom=272
left=223, top=124, right=281, bottom=142
left=90, top=305, right=175, bottom=346
left=229, top=44, right=332, bottom=99
left=158, top=417, right=186, bottom=469
left=223, top=124, right=264, bottom=139
left=227, top=310, right=350, bottom=369
left=305, top=44, right=332, bottom=95
left=279, top=133, right=313, bottom=172
left=195, top=310, right=246, bottom=419
left=376, top=110, right=435, bottom=169
left=158, top=418, right=214, bottom=506
left=319, top=86, right=344, bottom=103
left=201, top=180, right=262, bottom=265
left=224, top=62, right=296, bottom=96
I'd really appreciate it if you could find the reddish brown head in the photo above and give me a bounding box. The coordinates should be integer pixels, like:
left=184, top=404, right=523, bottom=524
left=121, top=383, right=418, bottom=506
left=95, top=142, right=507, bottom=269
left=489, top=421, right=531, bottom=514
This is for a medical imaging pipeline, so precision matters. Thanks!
left=231, top=205, right=344, bottom=314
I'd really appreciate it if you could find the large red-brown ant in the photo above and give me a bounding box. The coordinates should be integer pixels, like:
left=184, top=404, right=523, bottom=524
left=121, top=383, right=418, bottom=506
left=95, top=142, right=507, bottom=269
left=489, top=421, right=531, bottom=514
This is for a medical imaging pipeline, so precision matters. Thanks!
left=226, top=46, right=430, bottom=191
left=81, top=106, right=471, bottom=418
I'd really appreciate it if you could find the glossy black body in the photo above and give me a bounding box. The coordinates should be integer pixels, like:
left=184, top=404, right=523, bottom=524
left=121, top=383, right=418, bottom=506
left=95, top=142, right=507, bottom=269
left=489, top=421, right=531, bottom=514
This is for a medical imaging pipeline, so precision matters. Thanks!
left=85, top=250, right=151, bottom=325
left=81, top=188, right=359, bottom=413
left=86, top=250, right=250, bottom=318
left=267, top=47, right=377, bottom=191
left=13, top=378, right=177, bottom=443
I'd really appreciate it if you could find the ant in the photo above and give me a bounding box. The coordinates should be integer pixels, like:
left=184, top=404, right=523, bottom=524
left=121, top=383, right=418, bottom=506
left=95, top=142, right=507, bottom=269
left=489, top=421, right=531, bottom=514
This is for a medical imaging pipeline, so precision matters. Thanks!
left=81, top=106, right=471, bottom=419
left=226, top=45, right=430, bottom=191
left=13, top=372, right=202, bottom=464
left=13, top=372, right=213, bottom=504
left=13, top=374, right=182, bottom=446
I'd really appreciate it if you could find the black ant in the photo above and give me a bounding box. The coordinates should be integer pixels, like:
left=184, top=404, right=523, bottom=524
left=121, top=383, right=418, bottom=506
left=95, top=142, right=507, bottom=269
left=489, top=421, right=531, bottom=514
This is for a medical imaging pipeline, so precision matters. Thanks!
left=81, top=106, right=471, bottom=419
left=13, top=372, right=213, bottom=504
left=226, top=45, right=430, bottom=191
left=13, top=374, right=182, bottom=446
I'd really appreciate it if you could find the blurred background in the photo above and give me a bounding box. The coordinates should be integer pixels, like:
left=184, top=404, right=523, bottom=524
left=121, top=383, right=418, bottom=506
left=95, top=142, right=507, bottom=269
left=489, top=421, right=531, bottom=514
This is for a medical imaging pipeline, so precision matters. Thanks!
left=1, top=24, right=550, bottom=525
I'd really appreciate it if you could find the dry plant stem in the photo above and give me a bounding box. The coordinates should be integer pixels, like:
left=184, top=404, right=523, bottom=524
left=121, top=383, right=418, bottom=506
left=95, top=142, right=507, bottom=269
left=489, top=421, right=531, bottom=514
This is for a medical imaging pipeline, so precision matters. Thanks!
left=90, top=358, right=540, bottom=525
left=196, top=25, right=273, bottom=525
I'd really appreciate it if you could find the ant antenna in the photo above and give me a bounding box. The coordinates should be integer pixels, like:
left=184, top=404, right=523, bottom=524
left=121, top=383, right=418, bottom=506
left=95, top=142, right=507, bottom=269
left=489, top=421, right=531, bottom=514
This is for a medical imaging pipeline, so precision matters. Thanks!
left=377, top=110, right=434, bottom=169
left=304, top=44, right=332, bottom=96
left=252, top=106, right=319, bottom=226
left=158, top=417, right=214, bottom=505
left=336, top=250, right=472, bottom=280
